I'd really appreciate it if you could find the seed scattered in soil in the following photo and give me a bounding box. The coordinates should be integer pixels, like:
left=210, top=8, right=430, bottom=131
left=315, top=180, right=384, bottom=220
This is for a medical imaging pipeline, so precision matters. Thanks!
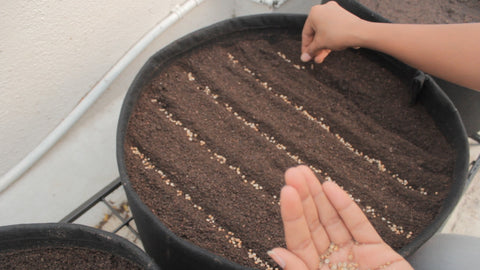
left=276, top=51, right=291, bottom=63
left=227, top=52, right=239, bottom=64
left=131, top=146, right=278, bottom=267
left=190, top=66, right=410, bottom=233
left=194, top=77, right=332, bottom=182
left=271, top=51, right=434, bottom=196
left=247, top=250, right=278, bottom=270
left=154, top=100, right=278, bottom=202
left=226, top=55, right=415, bottom=233
left=187, top=72, right=195, bottom=81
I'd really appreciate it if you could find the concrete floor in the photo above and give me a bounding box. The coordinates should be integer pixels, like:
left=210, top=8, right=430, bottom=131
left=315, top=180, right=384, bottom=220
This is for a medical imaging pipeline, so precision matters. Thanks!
left=442, top=138, right=480, bottom=237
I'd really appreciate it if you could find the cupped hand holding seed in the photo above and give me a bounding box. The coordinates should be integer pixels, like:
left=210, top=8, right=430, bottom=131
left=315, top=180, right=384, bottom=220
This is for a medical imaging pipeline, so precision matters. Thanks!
left=268, top=165, right=413, bottom=270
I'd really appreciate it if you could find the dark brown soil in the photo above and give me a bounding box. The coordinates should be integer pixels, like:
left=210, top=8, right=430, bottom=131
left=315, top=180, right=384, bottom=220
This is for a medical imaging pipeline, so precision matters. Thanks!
left=0, top=247, right=141, bottom=270
left=124, top=23, right=457, bottom=269
left=356, top=0, right=480, bottom=23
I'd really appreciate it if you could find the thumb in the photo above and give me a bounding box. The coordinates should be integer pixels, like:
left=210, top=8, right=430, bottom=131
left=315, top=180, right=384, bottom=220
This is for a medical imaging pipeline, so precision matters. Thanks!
left=268, top=248, right=309, bottom=270
left=313, top=49, right=332, bottom=64
left=301, top=40, right=331, bottom=63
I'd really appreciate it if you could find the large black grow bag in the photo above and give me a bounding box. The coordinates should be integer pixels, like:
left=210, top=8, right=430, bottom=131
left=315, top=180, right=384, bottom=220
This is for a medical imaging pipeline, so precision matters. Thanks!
left=117, top=10, right=469, bottom=270
left=0, top=223, right=160, bottom=269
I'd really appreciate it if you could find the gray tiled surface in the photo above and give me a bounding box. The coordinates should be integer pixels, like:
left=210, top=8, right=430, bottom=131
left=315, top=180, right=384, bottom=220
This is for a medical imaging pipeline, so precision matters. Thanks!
left=442, top=138, right=480, bottom=237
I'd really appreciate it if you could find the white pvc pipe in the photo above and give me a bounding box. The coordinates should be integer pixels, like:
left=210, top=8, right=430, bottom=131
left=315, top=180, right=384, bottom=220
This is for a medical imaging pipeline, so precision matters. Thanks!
left=249, top=0, right=289, bottom=8
left=0, top=0, right=204, bottom=193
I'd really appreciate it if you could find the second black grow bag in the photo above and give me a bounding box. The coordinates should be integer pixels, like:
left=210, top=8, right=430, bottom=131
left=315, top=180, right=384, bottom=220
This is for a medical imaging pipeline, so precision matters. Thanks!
left=117, top=11, right=469, bottom=270
left=0, top=223, right=160, bottom=269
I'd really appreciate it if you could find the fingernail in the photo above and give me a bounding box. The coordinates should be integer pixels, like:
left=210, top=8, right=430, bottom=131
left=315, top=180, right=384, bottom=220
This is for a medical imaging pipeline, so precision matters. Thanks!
left=267, top=250, right=286, bottom=268
left=300, top=52, right=312, bottom=62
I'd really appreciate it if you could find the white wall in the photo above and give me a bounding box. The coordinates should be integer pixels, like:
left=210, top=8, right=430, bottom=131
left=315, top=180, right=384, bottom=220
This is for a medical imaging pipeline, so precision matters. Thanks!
left=0, top=0, right=186, bottom=177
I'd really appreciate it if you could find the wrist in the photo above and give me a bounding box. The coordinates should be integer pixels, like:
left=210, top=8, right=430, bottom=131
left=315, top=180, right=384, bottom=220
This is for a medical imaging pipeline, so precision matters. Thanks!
left=351, top=19, right=373, bottom=48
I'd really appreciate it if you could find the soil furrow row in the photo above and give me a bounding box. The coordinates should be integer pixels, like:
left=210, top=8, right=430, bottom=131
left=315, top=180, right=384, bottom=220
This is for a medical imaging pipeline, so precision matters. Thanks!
left=126, top=93, right=284, bottom=267
left=154, top=97, right=278, bottom=203
left=268, top=36, right=451, bottom=158
left=182, top=48, right=440, bottom=219
left=170, top=63, right=422, bottom=247
left=127, top=145, right=278, bottom=270
left=237, top=50, right=434, bottom=196
left=150, top=66, right=298, bottom=196
left=186, top=70, right=417, bottom=241
left=233, top=36, right=453, bottom=190
left=273, top=51, right=431, bottom=194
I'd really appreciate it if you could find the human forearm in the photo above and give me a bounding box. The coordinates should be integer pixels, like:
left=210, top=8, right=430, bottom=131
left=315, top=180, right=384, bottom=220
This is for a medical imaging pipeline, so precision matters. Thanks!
left=302, top=2, right=480, bottom=91
left=357, top=22, right=480, bottom=91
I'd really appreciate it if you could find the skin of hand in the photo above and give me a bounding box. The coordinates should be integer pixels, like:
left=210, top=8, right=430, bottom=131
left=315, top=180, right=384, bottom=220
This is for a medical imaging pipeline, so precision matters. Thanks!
left=301, top=1, right=363, bottom=63
left=301, top=1, right=480, bottom=91
left=268, top=165, right=413, bottom=270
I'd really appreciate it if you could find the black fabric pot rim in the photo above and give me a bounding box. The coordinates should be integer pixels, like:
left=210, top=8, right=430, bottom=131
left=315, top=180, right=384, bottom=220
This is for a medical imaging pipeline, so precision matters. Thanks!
left=116, top=12, right=469, bottom=270
left=0, top=222, right=160, bottom=270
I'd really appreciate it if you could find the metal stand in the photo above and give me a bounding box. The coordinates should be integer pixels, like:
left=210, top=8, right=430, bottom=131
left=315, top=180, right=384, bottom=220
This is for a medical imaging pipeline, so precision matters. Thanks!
left=60, top=178, right=139, bottom=238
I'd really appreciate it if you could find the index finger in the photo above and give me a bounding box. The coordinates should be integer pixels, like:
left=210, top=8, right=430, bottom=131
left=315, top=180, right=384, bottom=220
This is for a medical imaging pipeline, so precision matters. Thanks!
left=285, top=167, right=330, bottom=254
left=280, top=185, right=320, bottom=270
left=301, top=167, right=352, bottom=246
left=301, top=15, right=315, bottom=54
left=322, top=181, right=383, bottom=244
